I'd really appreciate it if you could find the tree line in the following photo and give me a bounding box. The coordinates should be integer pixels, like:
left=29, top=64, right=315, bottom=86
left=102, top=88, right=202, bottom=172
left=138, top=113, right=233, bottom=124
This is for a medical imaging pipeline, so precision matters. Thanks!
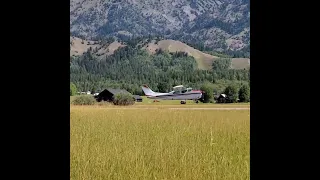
left=70, top=37, right=250, bottom=96
left=200, top=83, right=250, bottom=103
left=183, top=41, right=250, bottom=58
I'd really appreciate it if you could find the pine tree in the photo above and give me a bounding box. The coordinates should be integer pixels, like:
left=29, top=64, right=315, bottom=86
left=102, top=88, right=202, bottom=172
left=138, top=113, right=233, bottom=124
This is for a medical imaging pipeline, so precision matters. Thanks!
left=238, top=84, right=250, bottom=102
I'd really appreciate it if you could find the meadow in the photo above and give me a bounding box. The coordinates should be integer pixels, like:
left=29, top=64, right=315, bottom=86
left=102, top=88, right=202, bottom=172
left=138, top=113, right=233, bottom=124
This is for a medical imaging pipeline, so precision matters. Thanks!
left=70, top=104, right=250, bottom=180
left=71, top=95, right=250, bottom=106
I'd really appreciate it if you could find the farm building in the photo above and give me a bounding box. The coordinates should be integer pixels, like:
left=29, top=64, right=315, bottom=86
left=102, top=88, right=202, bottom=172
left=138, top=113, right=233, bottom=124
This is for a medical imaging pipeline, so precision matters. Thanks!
left=95, top=88, right=131, bottom=102
left=216, top=94, right=227, bottom=103
left=133, top=95, right=143, bottom=102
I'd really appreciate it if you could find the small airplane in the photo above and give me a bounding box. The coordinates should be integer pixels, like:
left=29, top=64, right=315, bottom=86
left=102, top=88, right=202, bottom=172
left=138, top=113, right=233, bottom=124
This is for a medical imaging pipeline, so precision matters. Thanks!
left=141, top=85, right=203, bottom=103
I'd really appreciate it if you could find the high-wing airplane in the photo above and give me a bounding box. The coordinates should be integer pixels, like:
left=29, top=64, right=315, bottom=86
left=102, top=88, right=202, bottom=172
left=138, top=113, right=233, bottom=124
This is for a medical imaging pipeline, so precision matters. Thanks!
left=141, top=85, right=203, bottom=103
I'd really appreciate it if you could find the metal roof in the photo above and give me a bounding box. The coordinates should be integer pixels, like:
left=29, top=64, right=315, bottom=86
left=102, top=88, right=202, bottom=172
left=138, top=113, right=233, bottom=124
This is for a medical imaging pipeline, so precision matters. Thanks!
left=105, top=88, right=131, bottom=95
left=133, top=95, right=142, bottom=99
left=220, top=94, right=227, bottom=98
left=173, top=85, right=184, bottom=88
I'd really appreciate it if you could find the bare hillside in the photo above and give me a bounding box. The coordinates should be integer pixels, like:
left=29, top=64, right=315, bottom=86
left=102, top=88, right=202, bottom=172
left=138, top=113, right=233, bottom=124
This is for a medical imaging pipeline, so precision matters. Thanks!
left=70, top=36, right=99, bottom=56
left=70, top=36, right=125, bottom=58
left=231, top=58, right=250, bottom=70
left=144, top=39, right=219, bottom=70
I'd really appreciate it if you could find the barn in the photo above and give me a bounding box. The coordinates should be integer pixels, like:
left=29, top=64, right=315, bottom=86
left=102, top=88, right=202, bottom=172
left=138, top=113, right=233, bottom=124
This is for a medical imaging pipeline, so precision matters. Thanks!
left=216, top=94, right=227, bottom=103
left=95, top=88, right=131, bottom=102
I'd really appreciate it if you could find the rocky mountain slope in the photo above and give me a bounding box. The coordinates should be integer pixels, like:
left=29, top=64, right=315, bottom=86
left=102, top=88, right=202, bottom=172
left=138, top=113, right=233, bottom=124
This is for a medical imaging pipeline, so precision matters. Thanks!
left=70, top=0, right=250, bottom=51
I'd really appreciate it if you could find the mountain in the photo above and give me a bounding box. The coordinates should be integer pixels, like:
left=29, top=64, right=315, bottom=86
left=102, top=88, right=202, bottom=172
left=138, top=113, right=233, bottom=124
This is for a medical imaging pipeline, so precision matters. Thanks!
left=70, top=36, right=250, bottom=70
left=70, top=0, right=250, bottom=51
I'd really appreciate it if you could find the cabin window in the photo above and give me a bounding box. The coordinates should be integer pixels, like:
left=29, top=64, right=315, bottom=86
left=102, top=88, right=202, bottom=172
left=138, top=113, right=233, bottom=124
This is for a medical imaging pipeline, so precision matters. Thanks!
left=173, top=91, right=180, bottom=94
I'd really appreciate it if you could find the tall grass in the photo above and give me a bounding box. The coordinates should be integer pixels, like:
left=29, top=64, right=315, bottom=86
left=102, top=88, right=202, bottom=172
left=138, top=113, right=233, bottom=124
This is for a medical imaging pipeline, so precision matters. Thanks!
left=70, top=106, right=250, bottom=180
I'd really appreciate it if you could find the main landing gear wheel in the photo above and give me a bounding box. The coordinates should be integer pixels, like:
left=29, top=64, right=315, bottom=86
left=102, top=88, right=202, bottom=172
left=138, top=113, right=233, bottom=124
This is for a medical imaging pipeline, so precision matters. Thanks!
left=180, top=100, right=186, bottom=104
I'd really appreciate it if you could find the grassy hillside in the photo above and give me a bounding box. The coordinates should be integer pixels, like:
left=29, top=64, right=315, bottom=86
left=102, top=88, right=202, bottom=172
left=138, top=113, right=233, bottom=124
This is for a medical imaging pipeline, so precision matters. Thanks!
left=70, top=36, right=99, bottom=56
left=71, top=36, right=250, bottom=70
left=143, top=39, right=218, bottom=70
left=144, top=39, right=250, bottom=70
left=230, top=58, right=250, bottom=70
left=70, top=36, right=125, bottom=58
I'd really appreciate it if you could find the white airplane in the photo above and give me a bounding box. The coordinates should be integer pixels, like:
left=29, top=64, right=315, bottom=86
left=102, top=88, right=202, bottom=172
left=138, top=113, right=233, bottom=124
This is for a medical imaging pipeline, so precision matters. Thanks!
left=141, top=85, right=203, bottom=103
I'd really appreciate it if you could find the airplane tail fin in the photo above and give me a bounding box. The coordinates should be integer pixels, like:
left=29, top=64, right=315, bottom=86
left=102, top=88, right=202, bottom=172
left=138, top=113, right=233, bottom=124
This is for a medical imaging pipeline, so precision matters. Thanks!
left=141, top=85, right=155, bottom=96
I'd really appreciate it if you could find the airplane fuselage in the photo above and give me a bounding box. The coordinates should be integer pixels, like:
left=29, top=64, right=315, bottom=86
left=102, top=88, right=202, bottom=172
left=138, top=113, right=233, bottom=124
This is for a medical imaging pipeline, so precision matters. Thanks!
left=142, top=85, right=202, bottom=101
left=147, top=91, right=202, bottom=100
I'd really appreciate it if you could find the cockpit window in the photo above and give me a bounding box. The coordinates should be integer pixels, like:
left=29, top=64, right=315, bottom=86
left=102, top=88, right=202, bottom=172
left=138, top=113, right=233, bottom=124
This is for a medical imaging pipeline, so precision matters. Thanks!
left=173, top=87, right=189, bottom=94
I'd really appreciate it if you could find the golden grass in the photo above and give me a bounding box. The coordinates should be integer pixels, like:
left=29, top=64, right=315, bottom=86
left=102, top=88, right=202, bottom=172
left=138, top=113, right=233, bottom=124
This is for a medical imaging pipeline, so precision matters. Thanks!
left=71, top=106, right=250, bottom=180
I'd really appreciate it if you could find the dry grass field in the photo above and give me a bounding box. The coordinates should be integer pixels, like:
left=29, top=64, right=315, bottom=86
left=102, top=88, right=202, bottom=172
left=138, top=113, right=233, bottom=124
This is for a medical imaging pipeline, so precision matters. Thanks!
left=70, top=105, right=250, bottom=180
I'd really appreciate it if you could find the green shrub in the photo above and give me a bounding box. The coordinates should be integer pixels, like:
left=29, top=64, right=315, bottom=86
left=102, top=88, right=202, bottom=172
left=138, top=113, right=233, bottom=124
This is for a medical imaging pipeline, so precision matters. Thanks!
left=224, top=85, right=239, bottom=103
left=200, top=83, right=214, bottom=103
left=72, top=95, right=96, bottom=105
left=113, top=93, right=135, bottom=106
left=70, top=83, right=77, bottom=96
